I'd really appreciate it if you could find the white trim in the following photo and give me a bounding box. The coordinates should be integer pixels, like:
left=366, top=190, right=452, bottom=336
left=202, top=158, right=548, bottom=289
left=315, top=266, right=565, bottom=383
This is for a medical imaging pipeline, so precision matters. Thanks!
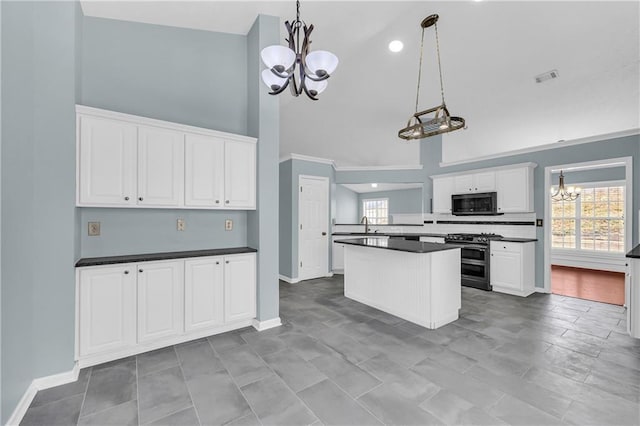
left=75, top=105, right=257, bottom=144
left=325, top=272, right=334, bottom=278
left=544, top=156, right=633, bottom=293
left=252, top=317, right=282, bottom=331
left=535, top=287, right=550, bottom=294
left=551, top=251, right=627, bottom=273
left=439, top=128, right=639, bottom=167
left=6, top=363, right=80, bottom=426
left=279, top=274, right=300, bottom=284
left=335, top=164, right=423, bottom=171
left=279, top=153, right=336, bottom=166
left=430, top=162, right=537, bottom=179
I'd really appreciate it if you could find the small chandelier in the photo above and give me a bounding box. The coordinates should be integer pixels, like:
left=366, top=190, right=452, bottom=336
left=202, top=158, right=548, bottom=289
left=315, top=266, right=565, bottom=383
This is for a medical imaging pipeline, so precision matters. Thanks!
left=260, top=0, right=338, bottom=100
left=550, top=170, right=581, bottom=201
left=399, top=14, right=465, bottom=140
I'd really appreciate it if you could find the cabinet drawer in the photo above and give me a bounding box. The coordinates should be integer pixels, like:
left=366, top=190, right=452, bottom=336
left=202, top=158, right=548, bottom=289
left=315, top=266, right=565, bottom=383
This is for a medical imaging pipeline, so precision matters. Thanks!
left=490, top=241, right=523, bottom=253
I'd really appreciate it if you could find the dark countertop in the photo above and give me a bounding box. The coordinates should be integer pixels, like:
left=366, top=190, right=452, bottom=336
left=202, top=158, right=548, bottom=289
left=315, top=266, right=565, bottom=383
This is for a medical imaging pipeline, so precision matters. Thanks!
left=497, top=238, right=538, bottom=243
left=76, top=247, right=257, bottom=267
left=334, top=223, right=424, bottom=227
left=332, top=232, right=447, bottom=238
left=335, top=238, right=460, bottom=254
left=626, top=245, right=640, bottom=259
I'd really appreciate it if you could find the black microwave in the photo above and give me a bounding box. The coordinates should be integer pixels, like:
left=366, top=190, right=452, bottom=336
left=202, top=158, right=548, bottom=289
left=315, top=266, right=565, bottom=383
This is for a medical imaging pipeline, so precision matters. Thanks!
left=451, top=192, right=502, bottom=216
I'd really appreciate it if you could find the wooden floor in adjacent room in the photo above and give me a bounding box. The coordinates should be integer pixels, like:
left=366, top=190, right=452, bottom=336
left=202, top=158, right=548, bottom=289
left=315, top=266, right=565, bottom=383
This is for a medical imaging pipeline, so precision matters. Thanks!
left=551, top=265, right=625, bottom=305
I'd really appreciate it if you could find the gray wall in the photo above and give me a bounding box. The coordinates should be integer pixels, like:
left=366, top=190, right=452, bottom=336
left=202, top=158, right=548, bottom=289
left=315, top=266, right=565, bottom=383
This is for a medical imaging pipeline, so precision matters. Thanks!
left=1, top=1, right=78, bottom=421
left=358, top=188, right=423, bottom=220
left=279, top=160, right=293, bottom=277
left=246, top=15, right=280, bottom=322
left=335, top=185, right=358, bottom=224
left=78, top=15, right=251, bottom=259
left=555, top=166, right=626, bottom=185
left=422, top=134, right=640, bottom=289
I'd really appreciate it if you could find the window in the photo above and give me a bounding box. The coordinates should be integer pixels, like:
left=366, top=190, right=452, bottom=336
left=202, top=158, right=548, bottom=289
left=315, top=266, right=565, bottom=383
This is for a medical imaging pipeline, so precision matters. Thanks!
left=362, top=198, right=388, bottom=224
left=551, top=183, right=625, bottom=253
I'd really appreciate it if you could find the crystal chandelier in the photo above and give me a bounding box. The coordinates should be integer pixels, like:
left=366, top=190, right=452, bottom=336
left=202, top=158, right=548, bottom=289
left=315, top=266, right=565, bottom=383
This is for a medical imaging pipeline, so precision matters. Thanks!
left=260, top=0, right=338, bottom=100
left=550, top=170, right=581, bottom=201
left=399, top=14, right=465, bottom=140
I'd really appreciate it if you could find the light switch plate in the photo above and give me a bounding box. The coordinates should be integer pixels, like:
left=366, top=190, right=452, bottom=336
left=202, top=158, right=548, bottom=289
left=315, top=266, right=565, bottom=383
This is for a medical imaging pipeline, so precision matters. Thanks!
left=88, top=222, right=100, bottom=236
left=225, top=219, right=233, bottom=231
left=177, top=218, right=186, bottom=231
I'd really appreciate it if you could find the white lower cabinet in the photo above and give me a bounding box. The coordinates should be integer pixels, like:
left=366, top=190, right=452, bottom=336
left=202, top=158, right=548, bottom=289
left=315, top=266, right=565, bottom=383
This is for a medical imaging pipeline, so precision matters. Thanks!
left=332, top=237, right=345, bottom=273
left=490, top=241, right=535, bottom=297
left=76, top=252, right=256, bottom=366
left=137, top=261, right=184, bottom=343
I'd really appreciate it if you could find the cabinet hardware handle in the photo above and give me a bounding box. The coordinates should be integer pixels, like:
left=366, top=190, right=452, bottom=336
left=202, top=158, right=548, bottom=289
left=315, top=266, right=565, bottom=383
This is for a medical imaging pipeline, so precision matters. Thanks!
left=139, top=269, right=143, bottom=273
left=475, top=188, right=478, bottom=190
left=225, top=200, right=230, bottom=204
left=124, top=270, right=129, bottom=274
left=124, top=196, right=130, bottom=201
left=216, top=200, right=220, bottom=204
left=138, top=197, right=143, bottom=201
left=322, top=232, right=327, bottom=236
left=226, top=261, right=229, bottom=264
left=216, top=261, right=220, bottom=265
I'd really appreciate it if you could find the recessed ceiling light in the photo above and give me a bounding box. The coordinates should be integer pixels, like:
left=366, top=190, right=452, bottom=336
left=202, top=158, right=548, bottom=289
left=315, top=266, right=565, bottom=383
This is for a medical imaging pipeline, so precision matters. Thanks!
left=388, top=40, right=403, bottom=53
left=371, top=183, right=378, bottom=188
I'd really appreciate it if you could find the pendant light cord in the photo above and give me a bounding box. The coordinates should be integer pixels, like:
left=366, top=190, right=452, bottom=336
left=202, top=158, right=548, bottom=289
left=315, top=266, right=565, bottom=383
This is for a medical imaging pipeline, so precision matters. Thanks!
left=434, top=22, right=446, bottom=105
left=414, top=27, right=426, bottom=114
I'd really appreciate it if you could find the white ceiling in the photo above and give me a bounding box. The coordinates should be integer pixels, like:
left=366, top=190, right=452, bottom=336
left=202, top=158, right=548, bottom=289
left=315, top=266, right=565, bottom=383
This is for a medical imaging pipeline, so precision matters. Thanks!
left=81, top=1, right=640, bottom=167
left=341, top=182, right=423, bottom=193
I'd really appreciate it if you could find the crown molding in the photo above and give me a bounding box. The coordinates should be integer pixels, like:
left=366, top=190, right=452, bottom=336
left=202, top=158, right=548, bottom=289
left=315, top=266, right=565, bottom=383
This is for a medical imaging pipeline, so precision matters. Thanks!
left=279, top=153, right=336, bottom=166
left=334, top=164, right=423, bottom=172
left=439, top=128, right=640, bottom=168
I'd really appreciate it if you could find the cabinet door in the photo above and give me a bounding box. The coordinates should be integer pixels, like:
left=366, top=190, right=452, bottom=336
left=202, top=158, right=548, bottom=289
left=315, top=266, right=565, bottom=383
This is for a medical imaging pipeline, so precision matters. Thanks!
left=474, top=172, right=496, bottom=192
left=185, top=257, right=224, bottom=332
left=332, top=240, right=345, bottom=271
left=78, top=264, right=136, bottom=356
left=137, top=126, right=184, bottom=207
left=432, top=177, right=454, bottom=213
left=490, top=250, right=522, bottom=291
left=185, top=134, right=225, bottom=208
left=454, top=175, right=474, bottom=193
left=224, top=141, right=256, bottom=209
left=497, top=168, right=532, bottom=213
left=224, top=254, right=256, bottom=322
left=137, top=260, right=184, bottom=343
left=78, top=116, right=137, bottom=206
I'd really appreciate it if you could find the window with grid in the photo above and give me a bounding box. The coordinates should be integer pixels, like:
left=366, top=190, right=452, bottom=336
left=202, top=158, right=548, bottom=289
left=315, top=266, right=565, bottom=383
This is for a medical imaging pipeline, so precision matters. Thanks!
left=551, top=183, right=625, bottom=253
left=362, top=198, right=389, bottom=225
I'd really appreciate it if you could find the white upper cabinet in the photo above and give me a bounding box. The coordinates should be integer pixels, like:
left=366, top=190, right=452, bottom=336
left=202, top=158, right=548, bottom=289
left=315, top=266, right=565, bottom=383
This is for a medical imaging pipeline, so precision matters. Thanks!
left=224, top=253, right=257, bottom=322
left=432, top=176, right=455, bottom=213
left=78, top=116, right=137, bottom=206
left=185, top=134, right=225, bottom=208
left=137, top=126, right=184, bottom=207
left=496, top=167, right=534, bottom=213
left=76, top=106, right=256, bottom=210
left=454, top=172, right=496, bottom=193
left=224, top=141, right=257, bottom=209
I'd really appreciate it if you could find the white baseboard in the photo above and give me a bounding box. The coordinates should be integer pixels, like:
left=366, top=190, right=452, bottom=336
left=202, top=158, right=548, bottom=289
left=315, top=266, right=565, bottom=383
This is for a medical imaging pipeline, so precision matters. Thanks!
left=325, top=272, right=334, bottom=278
left=6, top=363, right=79, bottom=426
left=279, top=274, right=300, bottom=284
left=252, top=317, right=282, bottom=331
left=535, top=287, right=550, bottom=294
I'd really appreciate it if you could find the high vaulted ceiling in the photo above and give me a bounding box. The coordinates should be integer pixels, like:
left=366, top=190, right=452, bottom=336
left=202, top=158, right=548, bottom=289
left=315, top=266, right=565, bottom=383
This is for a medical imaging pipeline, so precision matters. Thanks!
left=81, top=1, right=640, bottom=167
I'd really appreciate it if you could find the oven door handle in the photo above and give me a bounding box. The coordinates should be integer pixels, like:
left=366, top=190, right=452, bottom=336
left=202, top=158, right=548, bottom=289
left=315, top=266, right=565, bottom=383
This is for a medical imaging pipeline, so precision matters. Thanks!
left=446, top=243, right=488, bottom=250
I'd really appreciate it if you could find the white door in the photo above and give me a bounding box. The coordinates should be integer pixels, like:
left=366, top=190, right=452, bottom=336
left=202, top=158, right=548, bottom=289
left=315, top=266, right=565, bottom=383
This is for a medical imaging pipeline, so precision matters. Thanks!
left=78, top=264, right=136, bottom=356
left=185, top=257, right=225, bottom=331
left=137, top=260, right=184, bottom=343
left=137, top=126, right=184, bottom=207
left=78, top=116, right=137, bottom=206
left=184, top=134, right=225, bottom=208
left=224, top=254, right=257, bottom=322
left=299, top=175, right=330, bottom=280
left=224, top=141, right=256, bottom=209
left=497, top=168, right=531, bottom=213
left=432, top=176, right=454, bottom=213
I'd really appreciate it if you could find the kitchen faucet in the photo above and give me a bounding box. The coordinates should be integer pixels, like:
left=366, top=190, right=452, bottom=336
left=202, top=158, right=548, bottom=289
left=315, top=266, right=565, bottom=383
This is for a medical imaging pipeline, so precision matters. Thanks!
left=360, top=216, right=370, bottom=234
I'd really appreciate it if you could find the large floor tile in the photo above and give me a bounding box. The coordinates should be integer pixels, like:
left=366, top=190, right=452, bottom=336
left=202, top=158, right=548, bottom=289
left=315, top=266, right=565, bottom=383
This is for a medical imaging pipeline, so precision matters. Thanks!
left=30, top=368, right=91, bottom=408
left=310, top=354, right=381, bottom=398
left=77, top=400, right=138, bottom=426
left=261, top=349, right=326, bottom=392
left=148, top=406, right=199, bottom=426
left=358, top=384, right=441, bottom=426
left=175, top=339, right=225, bottom=380
left=488, top=394, right=564, bottom=425
left=80, top=358, right=137, bottom=417
left=216, top=344, right=273, bottom=387
left=137, top=366, right=192, bottom=424
left=186, top=369, right=252, bottom=425
left=419, top=390, right=506, bottom=426
left=21, top=394, right=84, bottom=426
left=136, top=347, right=179, bottom=377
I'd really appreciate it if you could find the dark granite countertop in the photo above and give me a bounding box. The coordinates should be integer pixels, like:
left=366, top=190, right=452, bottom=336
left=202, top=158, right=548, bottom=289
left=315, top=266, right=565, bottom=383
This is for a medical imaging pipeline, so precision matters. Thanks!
left=496, top=238, right=538, bottom=243
left=335, top=238, right=460, bottom=254
left=76, top=247, right=257, bottom=267
left=332, top=232, right=447, bottom=238
left=626, top=245, right=640, bottom=259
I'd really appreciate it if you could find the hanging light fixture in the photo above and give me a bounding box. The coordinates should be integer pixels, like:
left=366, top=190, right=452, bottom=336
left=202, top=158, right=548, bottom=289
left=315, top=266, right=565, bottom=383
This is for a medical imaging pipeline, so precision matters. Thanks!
left=260, top=0, right=338, bottom=100
left=550, top=170, right=581, bottom=201
left=399, top=14, right=465, bottom=140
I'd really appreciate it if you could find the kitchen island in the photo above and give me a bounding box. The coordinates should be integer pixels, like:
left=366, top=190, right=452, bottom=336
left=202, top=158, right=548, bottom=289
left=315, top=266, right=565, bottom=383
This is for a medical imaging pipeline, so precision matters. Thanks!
left=337, top=238, right=461, bottom=329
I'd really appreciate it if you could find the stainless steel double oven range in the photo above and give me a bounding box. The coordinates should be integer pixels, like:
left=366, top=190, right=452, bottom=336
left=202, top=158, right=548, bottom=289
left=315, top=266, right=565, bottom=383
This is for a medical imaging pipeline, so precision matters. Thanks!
left=444, top=233, right=503, bottom=291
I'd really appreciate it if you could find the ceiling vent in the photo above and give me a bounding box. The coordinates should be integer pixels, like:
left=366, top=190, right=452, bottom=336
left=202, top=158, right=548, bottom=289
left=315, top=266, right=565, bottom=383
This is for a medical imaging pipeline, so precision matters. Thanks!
left=535, top=69, right=559, bottom=83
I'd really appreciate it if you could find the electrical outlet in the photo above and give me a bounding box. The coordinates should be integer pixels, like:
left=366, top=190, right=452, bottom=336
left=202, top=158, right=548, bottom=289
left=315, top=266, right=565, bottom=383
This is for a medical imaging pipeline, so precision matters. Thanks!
left=536, top=219, right=543, bottom=227
left=88, top=222, right=101, bottom=236
left=177, top=218, right=186, bottom=231
left=225, top=219, right=233, bottom=231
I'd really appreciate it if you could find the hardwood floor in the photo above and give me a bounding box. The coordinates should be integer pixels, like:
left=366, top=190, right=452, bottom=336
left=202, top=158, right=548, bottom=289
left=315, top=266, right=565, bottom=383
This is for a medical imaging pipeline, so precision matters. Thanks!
left=551, top=265, right=625, bottom=306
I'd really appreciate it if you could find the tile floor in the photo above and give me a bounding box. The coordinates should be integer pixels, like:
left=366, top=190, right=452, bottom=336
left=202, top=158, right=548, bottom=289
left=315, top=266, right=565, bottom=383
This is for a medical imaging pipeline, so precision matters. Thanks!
left=22, top=276, right=640, bottom=425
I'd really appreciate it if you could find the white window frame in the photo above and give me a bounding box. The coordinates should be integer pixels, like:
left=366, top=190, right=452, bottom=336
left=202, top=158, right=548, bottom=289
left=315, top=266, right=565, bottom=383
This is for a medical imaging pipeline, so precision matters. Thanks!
left=362, top=198, right=389, bottom=225
left=551, top=180, right=625, bottom=254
